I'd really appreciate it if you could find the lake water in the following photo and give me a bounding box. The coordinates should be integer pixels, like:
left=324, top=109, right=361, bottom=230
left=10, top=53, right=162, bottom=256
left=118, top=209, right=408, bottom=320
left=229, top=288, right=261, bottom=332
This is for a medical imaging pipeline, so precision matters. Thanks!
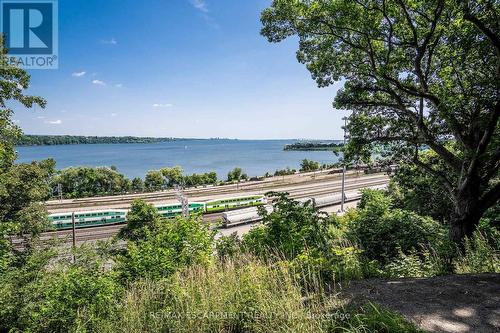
left=15, top=139, right=340, bottom=179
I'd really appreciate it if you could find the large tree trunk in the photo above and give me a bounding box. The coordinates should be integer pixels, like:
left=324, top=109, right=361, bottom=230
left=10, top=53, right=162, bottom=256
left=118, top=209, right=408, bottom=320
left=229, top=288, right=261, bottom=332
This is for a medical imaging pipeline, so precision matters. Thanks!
left=450, top=181, right=483, bottom=244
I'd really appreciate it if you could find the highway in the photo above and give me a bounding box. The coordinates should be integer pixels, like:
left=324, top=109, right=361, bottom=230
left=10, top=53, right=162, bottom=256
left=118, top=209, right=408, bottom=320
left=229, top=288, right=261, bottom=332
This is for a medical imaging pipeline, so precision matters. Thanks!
left=38, top=171, right=389, bottom=245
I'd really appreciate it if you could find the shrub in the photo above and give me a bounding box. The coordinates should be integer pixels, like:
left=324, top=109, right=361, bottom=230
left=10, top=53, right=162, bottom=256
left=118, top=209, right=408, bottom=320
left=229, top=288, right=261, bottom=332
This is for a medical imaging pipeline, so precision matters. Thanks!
left=116, top=215, right=216, bottom=282
left=0, top=246, right=121, bottom=333
left=241, top=193, right=365, bottom=282
left=215, top=232, right=241, bottom=260
left=348, top=190, right=446, bottom=264
left=384, top=248, right=447, bottom=278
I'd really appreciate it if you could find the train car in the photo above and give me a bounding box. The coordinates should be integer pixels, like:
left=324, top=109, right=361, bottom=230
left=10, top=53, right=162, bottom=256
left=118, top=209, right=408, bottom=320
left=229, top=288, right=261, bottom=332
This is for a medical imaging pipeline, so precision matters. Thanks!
left=155, top=202, right=206, bottom=218
left=222, top=205, right=273, bottom=227
left=49, top=209, right=128, bottom=230
left=205, top=195, right=266, bottom=213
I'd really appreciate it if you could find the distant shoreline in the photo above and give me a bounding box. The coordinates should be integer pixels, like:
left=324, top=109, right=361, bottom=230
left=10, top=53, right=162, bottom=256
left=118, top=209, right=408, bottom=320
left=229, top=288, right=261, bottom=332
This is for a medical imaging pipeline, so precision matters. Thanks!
left=14, top=135, right=231, bottom=146
left=284, top=142, right=344, bottom=152
left=15, top=135, right=341, bottom=147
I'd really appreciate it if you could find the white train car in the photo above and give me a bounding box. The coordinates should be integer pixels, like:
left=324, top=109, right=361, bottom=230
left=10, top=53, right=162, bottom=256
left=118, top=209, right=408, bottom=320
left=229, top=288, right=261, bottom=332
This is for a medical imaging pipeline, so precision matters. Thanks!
left=222, top=205, right=273, bottom=227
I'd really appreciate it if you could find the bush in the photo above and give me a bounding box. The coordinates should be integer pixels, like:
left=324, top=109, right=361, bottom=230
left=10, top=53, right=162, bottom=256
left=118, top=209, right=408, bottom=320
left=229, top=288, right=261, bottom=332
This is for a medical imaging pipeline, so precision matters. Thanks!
left=242, top=193, right=365, bottom=283
left=116, top=214, right=216, bottom=282
left=348, top=190, right=447, bottom=264
left=0, top=246, right=121, bottom=333
left=215, top=232, right=241, bottom=260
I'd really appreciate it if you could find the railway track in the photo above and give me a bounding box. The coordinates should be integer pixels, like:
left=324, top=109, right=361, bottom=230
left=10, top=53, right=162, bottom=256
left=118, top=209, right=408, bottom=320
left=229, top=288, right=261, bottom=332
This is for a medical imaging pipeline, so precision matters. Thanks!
left=34, top=177, right=389, bottom=245
left=47, top=173, right=388, bottom=212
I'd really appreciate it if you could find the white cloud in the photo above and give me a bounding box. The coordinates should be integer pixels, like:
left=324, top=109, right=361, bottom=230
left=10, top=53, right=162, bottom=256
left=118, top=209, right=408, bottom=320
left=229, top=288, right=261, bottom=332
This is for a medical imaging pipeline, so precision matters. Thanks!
left=72, top=71, right=86, bottom=77
left=45, top=119, right=62, bottom=125
left=36, top=116, right=45, bottom=119
left=92, top=79, right=106, bottom=86
left=153, top=103, right=173, bottom=108
left=100, top=38, right=117, bottom=45
left=111, top=113, right=118, bottom=117
left=115, top=83, right=123, bottom=88
left=189, top=0, right=209, bottom=12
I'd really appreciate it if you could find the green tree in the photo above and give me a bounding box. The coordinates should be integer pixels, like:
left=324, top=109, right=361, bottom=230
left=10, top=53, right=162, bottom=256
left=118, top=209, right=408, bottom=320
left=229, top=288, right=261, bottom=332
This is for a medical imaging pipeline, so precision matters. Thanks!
left=261, top=0, right=500, bottom=244
left=161, top=166, right=184, bottom=187
left=131, top=177, right=144, bottom=192
left=0, top=37, right=46, bottom=171
left=300, top=159, right=321, bottom=172
left=227, top=167, right=247, bottom=182
left=118, top=200, right=162, bottom=242
left=51, top=166, right=130, bottom=198
left=0, top=36, right=47, bottom=264
left=144, top=170, right=164, bottom=191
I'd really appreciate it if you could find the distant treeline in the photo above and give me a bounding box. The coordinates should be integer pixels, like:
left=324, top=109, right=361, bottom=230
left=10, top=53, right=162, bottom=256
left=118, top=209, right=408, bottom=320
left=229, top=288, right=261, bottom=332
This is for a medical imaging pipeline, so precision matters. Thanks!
left=284, top=142, right=344, bottom=151
left=15, top=135, right=183, bottom=146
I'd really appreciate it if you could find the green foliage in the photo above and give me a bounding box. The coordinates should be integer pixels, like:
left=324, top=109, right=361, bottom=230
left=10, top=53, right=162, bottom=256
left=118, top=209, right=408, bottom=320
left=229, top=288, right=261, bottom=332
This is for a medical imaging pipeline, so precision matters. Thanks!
left=100, top=258, right=329, bottom=333
left=0, top=246, right=121, bottom=333
left=389, top=152, right=454, bottom=222
left=329, top=303, right=424, bottom=333
left=51, top=166, right=131, bottom=198
left=144, top=169, right=165, bottom=191
left=261, top=0, right=500, bottom=244
left=0, top=160, right=54, bottom=237
left=299, top=159, right=321, bottom=172
left=0, top=36, right=46, bottom=171
left=145, top=167, right=218, bottom=192
left=116, top=211, right=215, bottom=282
left=118, top=199, right=162, bottom=242
left=454, top=231, right=500, bottom=274
left=227, top=167, right=247, bottom=182
left=215, top=232, right=241, bottom=260
left=384, top=248, right=447, bottom=278
left=15, top=134, right=179, bottom=146
left=131, top=176, right=144, bottom=192
left=348, top=189, right=447, bottom=264
left=284, top=142, right=343, bottom=152
left=274, top=167, right=296, bottom=176
left=161, top=166, right=184, bottom=187
left=243, top=193, right=364, bottom=282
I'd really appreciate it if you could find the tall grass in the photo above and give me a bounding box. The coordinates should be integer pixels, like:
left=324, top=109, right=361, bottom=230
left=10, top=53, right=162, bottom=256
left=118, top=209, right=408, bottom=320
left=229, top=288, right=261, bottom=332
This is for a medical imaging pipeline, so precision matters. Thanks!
left=94, top=255, right=421, bottom=333
left=455, top=232, right=500, bottom=274
left=99, top=256, right=331, bottom=332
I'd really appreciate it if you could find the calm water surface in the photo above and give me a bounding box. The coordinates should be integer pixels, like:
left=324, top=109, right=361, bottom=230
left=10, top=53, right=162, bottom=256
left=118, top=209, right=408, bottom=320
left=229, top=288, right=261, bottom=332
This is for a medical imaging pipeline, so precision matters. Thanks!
left=15, top=140, right=340, bottom=179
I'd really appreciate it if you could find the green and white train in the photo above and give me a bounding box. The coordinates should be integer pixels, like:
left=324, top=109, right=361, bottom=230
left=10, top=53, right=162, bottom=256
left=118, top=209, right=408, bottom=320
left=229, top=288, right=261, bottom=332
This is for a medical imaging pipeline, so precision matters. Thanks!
left=49, top=195, right=267, bottom=230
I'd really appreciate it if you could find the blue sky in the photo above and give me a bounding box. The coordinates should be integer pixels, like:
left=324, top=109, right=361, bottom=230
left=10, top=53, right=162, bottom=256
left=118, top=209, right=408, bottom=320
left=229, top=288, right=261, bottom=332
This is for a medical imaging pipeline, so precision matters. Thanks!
left=12, top=0, right=348, bottom=139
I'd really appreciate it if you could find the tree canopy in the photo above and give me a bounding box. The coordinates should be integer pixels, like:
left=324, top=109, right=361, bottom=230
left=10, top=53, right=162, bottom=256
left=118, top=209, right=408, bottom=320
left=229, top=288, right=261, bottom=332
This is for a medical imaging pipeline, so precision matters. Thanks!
left=261, top=0, right=500, bottom=243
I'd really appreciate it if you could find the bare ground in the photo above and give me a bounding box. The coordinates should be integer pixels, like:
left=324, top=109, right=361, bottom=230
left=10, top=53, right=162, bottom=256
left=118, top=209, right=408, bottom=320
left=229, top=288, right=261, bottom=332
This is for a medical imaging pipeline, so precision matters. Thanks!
left=340, top=273, right=500, bottom=333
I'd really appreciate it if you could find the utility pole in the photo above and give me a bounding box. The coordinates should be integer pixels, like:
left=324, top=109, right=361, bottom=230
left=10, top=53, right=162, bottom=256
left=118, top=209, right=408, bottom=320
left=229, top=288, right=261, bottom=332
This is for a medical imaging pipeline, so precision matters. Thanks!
left=341, top=116, right=348, bottom=212
left=175, top=185, right=189, bottom=218
left=71, top=212, right=76, bottom=263
left=57, top=183, right=62, bottom=201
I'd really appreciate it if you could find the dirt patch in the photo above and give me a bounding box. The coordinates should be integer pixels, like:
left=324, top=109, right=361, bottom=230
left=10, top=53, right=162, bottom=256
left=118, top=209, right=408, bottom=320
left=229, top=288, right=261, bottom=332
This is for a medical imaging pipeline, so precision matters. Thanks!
left=340, top=273, right=500, bottom=333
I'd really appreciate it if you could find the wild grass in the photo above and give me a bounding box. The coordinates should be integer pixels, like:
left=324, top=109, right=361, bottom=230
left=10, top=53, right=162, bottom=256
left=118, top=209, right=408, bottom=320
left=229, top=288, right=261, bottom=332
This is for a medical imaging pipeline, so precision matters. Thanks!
left=95, top=255, right=422, bottom=333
